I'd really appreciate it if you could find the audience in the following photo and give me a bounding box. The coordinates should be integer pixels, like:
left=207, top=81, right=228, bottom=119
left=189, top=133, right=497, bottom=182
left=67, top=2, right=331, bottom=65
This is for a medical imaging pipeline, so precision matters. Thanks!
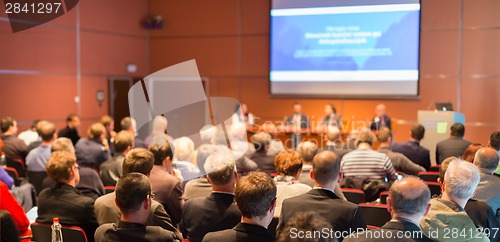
left=296, top=141, right=317, bottom=187
left=1, top=116, right=28, bottom=161
left=473, top=147, right=500, bottom=219
left=0, top=210, right=20, bottom=242
left=181, top=150, right=241, bottom=242
left=263, top=122, right=285, bottom=157
left=420, top=159, right=489, bottom=241
left=438, top=156, right=499, bottom=240
left=203, top=171, right=277, bottom=242
left=173, top=136, right=201, bottom=184
left=120, top=117, right=147, bottom=148
left=100, top=115, right=117, bottom=144
left=392, top=124, right=431, bottom=170
left=228, top=123, right=258, bottom=173
left=26, top=121, right=56, bottom=172
left=249, top=132, right=276, bottom=175
left=346, top=177, right=433, bottom=242
left=435, top=123, right=471, bottom=164
left=321, top=126, right=350, bottom=159
left=94, top=173, right=179, bottom=242
left=232, top=102, right=254, bottom=126
left=183, top=144, right=216, bottom=201
left=17, top=119, right=40, bottom=146
left=341, top=131, right=397, bottom=201
left=0, top=182, right=30, bottom=238
left=370, top=104, right=391, bottom=131
left=94, top=148, right=181, bottom=239
left=58, top=113, right=81, bottom=145
left=277, top=211, right=334, bottom=242
left=99, top=131, right=134, bottom=186
left=75, top=123, right=111, bottom=170
left=278, top=151, right=366, bottom=241
left=377, top=127, right=425, bottom=175
left=461, top=143, right=484, bottom=163
left=149, top=141, right=183, bottom=225
left=44, top=137, right=105, bottom=200
left=36, top=151, right=99, bottom=242
left=487, top=131, right=500, bottom=175
left=144, top=115, right=173, bottom=147
left=273, top=150, right=311, bottom=217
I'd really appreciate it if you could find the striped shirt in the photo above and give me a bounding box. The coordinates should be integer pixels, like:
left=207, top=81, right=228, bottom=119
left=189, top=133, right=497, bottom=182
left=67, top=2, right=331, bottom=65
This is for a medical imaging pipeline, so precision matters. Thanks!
left=341, top=148, right=397, bottom=181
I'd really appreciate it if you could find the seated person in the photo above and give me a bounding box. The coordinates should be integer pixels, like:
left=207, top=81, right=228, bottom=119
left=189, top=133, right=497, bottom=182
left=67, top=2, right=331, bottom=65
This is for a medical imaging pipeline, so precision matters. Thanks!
left=99, top=131, right=134, bottom=186
left=341, top=131, right=397, bottom=201
left=203, top=171, right=277, bottom=242
left=43, top=138, right=105, bottom=200
left=94, top=148, right=182, bottom=239
left=321, top=126, right=350, bottom=160
left=249, top=132, right=276, bottom=175
left=181, top=150, right=241, bottom=242
left=26, top=121, right=56, bottom=172
left=36, top=151, right=98, bottom=242
left=149, top=141, right=183, bottom=225
left=1, top=116, right=28, bottom=161
left=0, top=182, right=30, bottom=238
left=473, top=147, right=500, bottom=219
left=377, top=127, right=425, bottom=176
left=0, top=165, right=14, bottom=189
left=172, top=137, right=201, bottom=185
left=273, top=149, right=311, bottom=217
left=420, top=159, right=489, bottom=241
left=278, top=151, right=366, bottom=241
left=391, top=124, right=431, bottom=170
left=436, top=123, right=471, bottom=164
left=94, top=172, right=179, bottom=242
left=461, top=143, right=483, bottom=163
left=345, top=177, right=434, bottom=242
left=75, top=123, right=111, bottom=170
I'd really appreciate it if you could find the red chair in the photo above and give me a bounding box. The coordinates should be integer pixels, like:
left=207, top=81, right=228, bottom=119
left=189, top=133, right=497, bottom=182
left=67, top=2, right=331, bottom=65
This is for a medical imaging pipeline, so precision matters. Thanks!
left=379, top=191, right=389, bottom=204
left=6, top=158, right=26, bottom=178
left=104, top=186, right=116, bottom=194
left=425, top=181, right=442, bottom=197
left=341, top=188, right=366, bottom=204
left=358, top=203, right=391, bottom=227
left=429, top=165, right=440, bottom=172
left=418, top=171, right=439, bottom=182
left=31, top=222, right=88, bottom=242
left=5, top=167, right=22, bottom=186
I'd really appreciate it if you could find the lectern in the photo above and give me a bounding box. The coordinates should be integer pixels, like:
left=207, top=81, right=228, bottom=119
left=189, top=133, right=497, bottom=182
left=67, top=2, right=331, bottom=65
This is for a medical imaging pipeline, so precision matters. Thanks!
left=417, top=111, right=465, bottom=166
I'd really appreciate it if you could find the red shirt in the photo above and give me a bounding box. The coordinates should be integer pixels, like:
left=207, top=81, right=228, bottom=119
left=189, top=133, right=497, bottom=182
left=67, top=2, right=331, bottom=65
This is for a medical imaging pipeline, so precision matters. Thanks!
left=0, top=182, right=30, bottom=235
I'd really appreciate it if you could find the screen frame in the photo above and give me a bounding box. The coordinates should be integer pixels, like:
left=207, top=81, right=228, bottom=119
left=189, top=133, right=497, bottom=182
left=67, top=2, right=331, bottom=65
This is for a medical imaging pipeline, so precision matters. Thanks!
left=268, top=0, right=422, bottom=99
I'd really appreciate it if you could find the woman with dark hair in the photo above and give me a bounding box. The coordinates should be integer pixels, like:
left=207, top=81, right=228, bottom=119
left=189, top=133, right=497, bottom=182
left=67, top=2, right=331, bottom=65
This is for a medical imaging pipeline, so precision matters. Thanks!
left=461, top=143, right=484, bottom=163
left=318, top=104, right=343, bottom=131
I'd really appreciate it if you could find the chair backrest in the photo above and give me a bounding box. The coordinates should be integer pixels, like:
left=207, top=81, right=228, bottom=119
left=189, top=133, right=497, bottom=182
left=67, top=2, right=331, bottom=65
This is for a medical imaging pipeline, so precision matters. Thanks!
left=27, top=171, right=48, bottom=195
left=267, top=217, right=279, bottom=238
left=429, top=165, right=440, bottom=172
left=341, top=188, right=366, bottom=204
left=358, top=203, right=391, bottom=227
left=418, top=171, right=439, bottom=182
left=379, top=191, right=389, bottom=204
left=104, top=186, right=116, bottom=194
left=31, top=222, right=88, bottom=242
left=5, top=167, right=22, bottom=186
left=425, top=181, right=442, bottom=197
left=6, top=158, right=26, bottom=178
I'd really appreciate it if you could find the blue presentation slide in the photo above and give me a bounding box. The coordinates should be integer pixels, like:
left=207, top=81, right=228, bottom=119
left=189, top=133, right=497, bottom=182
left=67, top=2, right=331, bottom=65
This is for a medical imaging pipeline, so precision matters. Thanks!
left=270, top=4, right=420, bottom=82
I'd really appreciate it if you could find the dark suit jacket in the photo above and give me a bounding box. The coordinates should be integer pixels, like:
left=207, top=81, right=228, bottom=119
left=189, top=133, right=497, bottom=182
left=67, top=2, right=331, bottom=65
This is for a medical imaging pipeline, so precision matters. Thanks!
left=0, top=135, right=28, bottom=161
left=278, top=189, right=366, bottom=241
left=181, top=193, right=241, bottom=242
left=285, top=113, right=310, bottom=129
left=378, top=147, right=425, bottom=176
left=43, top=166, right=105, bottom=200
left=203, top=223, right=275, bottom=242
left=99, top=154, right=124, bottom=186
left=183, top=178, right=212, bottom=201
left=75, top=138, right=111, bottom=170
left=94, top=221, right=179, bottom=242
left=36, top=183, right=98, bottom=242
left=57, top=126, right=80, bottom=146
left=370, top=115, right=391, bottom=131
left=391, top=141, right=431, bottom=171
left=94, top=192, right=183, bottom=239
left=344, top=220, right=434, bottom=242
left=250, top=151, right=276, bottom=175
left=435, top=137, right=471, bottom=164
left=150, top=165, right=183, bottom=225
left=465, top=199, right=500, bottom=242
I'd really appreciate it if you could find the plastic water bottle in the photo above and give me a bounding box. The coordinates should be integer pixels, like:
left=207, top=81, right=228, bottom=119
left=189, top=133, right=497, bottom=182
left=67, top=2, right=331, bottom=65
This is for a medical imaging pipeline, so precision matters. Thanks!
left=51, top=217, right=63, bottom=242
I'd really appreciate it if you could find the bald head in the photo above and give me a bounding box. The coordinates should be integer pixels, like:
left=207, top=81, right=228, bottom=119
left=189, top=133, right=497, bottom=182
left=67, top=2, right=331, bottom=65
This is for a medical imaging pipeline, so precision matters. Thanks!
left=312, top=151, right=340, bottom=185
left=389, top=177, right=431, bottom=216
left=375, top=104, right=386, bottom=117
left=474, top=147, right=499, bottom=174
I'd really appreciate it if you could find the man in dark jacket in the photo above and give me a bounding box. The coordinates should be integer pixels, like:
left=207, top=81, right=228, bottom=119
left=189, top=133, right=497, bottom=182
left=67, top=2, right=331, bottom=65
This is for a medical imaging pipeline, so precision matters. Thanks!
left=435, top=123, right=471, bottom=164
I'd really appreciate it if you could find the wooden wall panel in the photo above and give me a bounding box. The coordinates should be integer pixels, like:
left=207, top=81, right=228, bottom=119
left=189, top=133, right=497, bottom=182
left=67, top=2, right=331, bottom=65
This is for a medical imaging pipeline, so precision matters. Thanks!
left=463, top=0, right=500, bottom=27
left=462, top=29, right=500, bottom=75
